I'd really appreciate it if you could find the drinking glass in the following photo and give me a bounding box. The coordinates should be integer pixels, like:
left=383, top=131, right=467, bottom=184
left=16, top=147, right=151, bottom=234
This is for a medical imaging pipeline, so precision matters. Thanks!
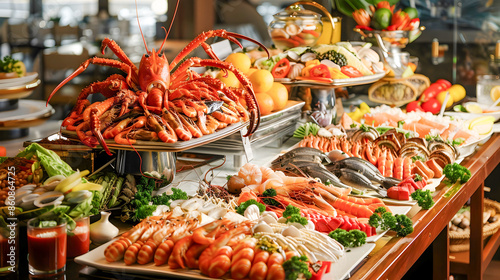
left=476, top=75, right=500, bottom=105
left=67, top=216, right=90, bottom=258
left=27, top=218, right=67, bottom=275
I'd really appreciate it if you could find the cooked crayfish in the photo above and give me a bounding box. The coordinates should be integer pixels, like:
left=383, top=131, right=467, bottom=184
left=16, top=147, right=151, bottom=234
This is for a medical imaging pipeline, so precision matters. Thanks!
left=47, top=0, right=269, bottom=155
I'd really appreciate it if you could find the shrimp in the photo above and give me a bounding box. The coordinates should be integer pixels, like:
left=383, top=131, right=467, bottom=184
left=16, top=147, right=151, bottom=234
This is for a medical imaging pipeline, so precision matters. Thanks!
left=198, top=222, right=252, bottom=278
left=238, top=163, right=263, bottom=185
left=249, top=261, right=268, bottom=280
left=192, top=219, right=228, bottom=245
left=231, top=238, right=257, bottom=280
left=253, top=248, right=270, bottom=265
left=168, top=235, right=193, bottom=269
left=123, top=220, right=162, bottom=265
left=267, top=263, right=286, bottom=280
left=231, top=258, right=253, bottom=280
left=104, top=221, right=151, bottom=262
left=267, top=252, right=284, bottom=267
left=154, top=239, right=175, bottom=266
left=137, top=223, right=173, bottom=265
left=260, top=166, right=276, bottom=182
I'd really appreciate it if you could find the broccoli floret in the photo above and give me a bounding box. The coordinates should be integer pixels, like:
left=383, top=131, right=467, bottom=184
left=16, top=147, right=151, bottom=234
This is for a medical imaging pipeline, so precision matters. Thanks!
left=283, top=205, right=301, bottom=218
left=369, top=207, right=413, bottom=237
left=349, top=229, right=367, bottom=247
left=328, top=228, right=366, bottom=247
left=443, top=163, right=471, bottom=184
left=411, top=189, right=435, bottom=210
left=261, top=188, right=280, bottom=207
left=286, top=214, right=308, bottom=226
left=394, top=214, right=414, bottom=237
left=414, top=174, right=423, bottom=182
left=236, top=199, right=266, bottom=215
left=134, top=205, right=157, bottom=221
left=282, top=255, right=312, bottom=280
left=368, top=207, right=387, bottom=228
left=381, top=212, right=397, bottom=230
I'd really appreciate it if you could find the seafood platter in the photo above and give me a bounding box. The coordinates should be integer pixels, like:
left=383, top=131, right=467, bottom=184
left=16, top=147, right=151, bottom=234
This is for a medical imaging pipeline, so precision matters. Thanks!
left=0, top=56, right=51, bottom=140
left=4, top=1, right=494, bottom=280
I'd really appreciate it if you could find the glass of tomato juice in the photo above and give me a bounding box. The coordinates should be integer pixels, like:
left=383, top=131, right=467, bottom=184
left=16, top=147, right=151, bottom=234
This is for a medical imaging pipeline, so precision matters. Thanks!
left=27, top=218, right=67, bottom=275
left=67, top=216, right=90, bottom=258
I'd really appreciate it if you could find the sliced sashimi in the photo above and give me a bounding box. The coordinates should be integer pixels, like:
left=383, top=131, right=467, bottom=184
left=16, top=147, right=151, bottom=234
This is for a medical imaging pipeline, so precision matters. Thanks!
left=440, top=123, right=457, bottom=140
left=403, top=122, right=434, bottom=137
left=364, top=112, right=400, bottom=127
left=417, top=117, right=448, bottom=132
left=453, top=128, right=478, bottom=142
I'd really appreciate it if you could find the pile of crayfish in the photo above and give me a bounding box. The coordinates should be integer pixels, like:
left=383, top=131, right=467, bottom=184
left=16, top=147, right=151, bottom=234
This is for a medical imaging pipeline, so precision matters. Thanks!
left=48, top=28, right=269, bottom=155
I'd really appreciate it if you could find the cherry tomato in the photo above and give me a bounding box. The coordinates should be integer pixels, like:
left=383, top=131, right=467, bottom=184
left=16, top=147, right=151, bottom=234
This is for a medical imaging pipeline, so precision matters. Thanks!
left=0, top=146, right=5, bottom=157
left=340, top=65, right=363, bottom=78
left=435, top=79, right=452, bottom=89
left=421, top=98, right=441, bottom=114
left=271, top=58, right=291, bottom=79
left=309, top=64, right=332, bottom=79
left=419, top=83, right=445, bottom=102
left=406, top=101, right=423, bottom=112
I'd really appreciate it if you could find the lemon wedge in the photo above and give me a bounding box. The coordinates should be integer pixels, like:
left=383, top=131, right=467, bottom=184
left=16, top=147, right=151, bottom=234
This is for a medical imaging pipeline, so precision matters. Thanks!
left=465, top=103, right=483, bottom=114
left=469, top=116, right=495, bottom=135
left=490, top=86, right=500, bottom=102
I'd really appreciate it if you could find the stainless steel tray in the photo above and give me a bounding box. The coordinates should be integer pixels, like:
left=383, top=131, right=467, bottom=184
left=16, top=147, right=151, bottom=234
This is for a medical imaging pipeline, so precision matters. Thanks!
left=61, top=121, right=248, bottom=153
left=277, top=72, right=386, bottom=88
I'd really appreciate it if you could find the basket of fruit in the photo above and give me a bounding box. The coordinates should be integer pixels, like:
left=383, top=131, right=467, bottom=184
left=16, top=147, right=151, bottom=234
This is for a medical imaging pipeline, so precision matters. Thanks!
left=449, top=198, right=500, bottom=252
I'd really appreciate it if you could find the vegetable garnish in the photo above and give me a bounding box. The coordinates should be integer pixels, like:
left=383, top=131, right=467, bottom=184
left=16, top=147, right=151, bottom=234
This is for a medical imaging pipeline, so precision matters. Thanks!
left=271, top=58, right=291, bottom=79
left=443, top=163, right=472, bottom=198
left=283, top=255, right=312, bottom=280
left=261, top=188, right=280, bottom=207
left=368, top=207, right=414, bottom=237
left=411, top=189, right=435, bottom=210
left=0, top=56, right=25, bottom=76
left=282, top=205, right=308, bottom=226
left=328, top=228, right=367, bottom=247
left=236, top=199, right=265, bottom=215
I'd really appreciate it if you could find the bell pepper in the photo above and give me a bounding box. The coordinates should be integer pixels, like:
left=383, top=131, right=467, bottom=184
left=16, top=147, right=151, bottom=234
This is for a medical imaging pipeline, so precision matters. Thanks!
left=301, top=60, right=321, bottom=77
left=356, top=25, right=374, bottom=31
left=391, top=10, right=411, bottom=30
left=377, top=1, right=395, bottom=13
left=309, top=261, right=332, bottom=280
left=309, top=64, right=332, bottom=79
left=340, top=65, right=363, bottom=78
left=352, top=9, right=371, bottom=27
left=271, top=58, right=291, bottom=79
left=405, top=18, right=420, bottom=31
left=329, top=68, right=350, bottom=79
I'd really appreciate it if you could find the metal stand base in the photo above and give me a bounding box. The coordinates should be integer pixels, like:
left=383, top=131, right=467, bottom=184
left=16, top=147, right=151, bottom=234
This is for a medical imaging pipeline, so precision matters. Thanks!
left=0, top=128, right=29, bottom=140
left=0, top=99, right=19, bottom=112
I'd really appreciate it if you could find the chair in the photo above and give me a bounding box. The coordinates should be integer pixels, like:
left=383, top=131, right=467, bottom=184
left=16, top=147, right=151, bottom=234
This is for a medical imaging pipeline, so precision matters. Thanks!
left=53, top=24, right=80, bottom=46
left=42, top=45, right=93, bottom=106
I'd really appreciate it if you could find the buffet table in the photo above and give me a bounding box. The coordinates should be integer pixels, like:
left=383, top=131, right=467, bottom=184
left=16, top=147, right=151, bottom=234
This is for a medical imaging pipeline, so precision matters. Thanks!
left=350, top=133, right=500, bottom=280
left=4, top=132, right=498, bottom=280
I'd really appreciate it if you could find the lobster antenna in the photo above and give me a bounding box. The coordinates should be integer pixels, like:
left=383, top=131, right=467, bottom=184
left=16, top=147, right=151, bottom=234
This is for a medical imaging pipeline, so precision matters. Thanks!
left=159, top=0, right=180, bottom=53
left=135, top=0, right=149, bottom=52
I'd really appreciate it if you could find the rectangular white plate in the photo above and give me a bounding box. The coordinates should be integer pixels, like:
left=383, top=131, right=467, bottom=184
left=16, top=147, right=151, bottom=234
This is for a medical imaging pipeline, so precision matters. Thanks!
left=76, top=239, right=376, bottom=280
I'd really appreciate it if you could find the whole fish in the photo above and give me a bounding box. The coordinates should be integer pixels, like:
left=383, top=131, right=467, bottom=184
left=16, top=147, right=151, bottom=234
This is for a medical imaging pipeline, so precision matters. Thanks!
left=339, top=168, right=387, bottom=197
left=271, top=147, right=328, bottom=167
left=327, top=157, right=400, bottom=188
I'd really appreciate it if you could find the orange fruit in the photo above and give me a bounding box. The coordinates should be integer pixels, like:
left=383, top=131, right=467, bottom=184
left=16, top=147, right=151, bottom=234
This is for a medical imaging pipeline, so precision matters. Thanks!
left=266, top=82, right=288, bottom=111
left=255, top=93, right=274, bottom=116
left=408, top=62, right=417, bottom=72
left=216, top=71, right=240, bottom=88
left=249, top=69, right=274, bottom=93
left=246, top=68, right=258, bottom=78
left=225, top=53, right=251, bottom=74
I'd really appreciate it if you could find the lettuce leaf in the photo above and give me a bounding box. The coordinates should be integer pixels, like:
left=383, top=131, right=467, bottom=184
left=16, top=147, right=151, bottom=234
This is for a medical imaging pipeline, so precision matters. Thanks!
left=17, top=143, right=74, bottom=177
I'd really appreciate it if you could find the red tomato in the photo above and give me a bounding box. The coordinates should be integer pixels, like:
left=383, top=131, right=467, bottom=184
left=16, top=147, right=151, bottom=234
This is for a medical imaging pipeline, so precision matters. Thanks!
left=271, top=58, right=291, bottom=79
left=309, top=64, right=332, bottom=79
left=419, top=83, right=445, bottom=102
left=406, top=101, right=423, bottom=112
left=435, top=79, right=452, bottom=89
left=421, top=98, right=441, bottom=114
left=340, top=65, right=363, bottom=78
left=0, top=146, right=5, bottom=157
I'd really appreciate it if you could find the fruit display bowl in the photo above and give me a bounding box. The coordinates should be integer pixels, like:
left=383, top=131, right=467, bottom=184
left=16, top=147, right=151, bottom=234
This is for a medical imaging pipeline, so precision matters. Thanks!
left=354, top=27, right=425, bottom=49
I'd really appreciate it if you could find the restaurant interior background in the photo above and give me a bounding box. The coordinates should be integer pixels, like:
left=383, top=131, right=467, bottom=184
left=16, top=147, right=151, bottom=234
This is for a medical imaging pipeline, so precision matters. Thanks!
left=1, top=0, right=500, bottom=275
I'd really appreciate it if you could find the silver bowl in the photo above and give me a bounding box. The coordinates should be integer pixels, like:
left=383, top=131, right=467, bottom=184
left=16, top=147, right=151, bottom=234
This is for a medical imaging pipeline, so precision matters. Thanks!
left=116, top=150, right=176, bottom=184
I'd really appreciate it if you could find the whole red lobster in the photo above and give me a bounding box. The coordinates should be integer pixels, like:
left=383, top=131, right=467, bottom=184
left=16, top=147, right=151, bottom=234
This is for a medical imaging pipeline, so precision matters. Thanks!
left=47, top=0, right=269, bottom=155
